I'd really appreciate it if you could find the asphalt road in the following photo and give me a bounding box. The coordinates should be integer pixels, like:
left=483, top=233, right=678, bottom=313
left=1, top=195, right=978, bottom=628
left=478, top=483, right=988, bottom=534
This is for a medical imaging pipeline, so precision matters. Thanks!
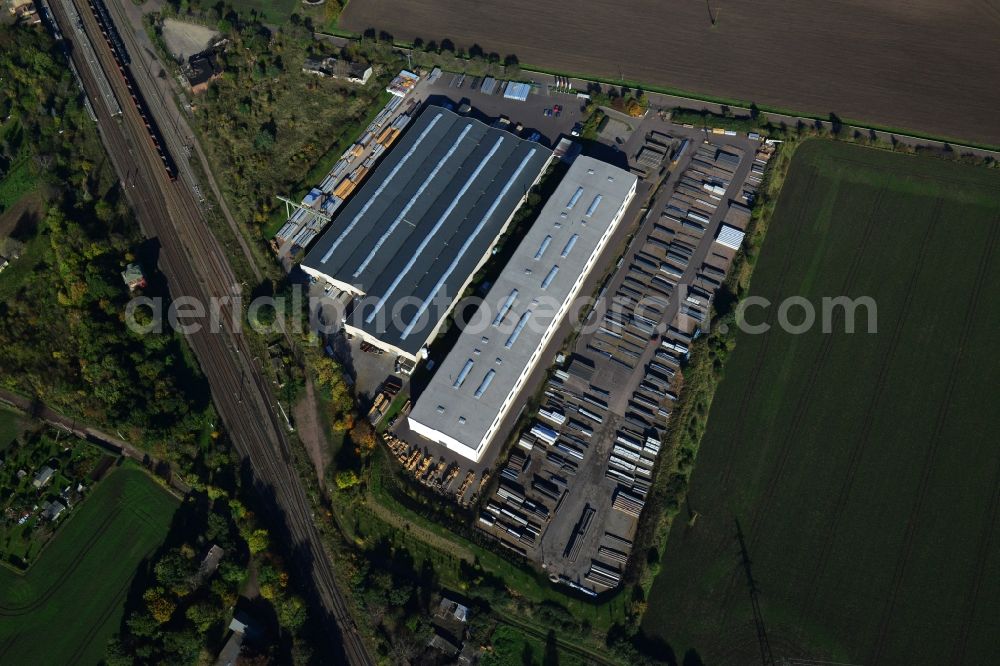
left=48, top=2, right=374, bottom=663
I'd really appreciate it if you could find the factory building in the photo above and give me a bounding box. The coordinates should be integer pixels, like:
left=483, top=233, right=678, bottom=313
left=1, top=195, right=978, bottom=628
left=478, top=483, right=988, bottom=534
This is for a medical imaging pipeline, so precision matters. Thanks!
left=409, top=157, right=638, bottom=462
left=301, top=107, right=552, bottom=360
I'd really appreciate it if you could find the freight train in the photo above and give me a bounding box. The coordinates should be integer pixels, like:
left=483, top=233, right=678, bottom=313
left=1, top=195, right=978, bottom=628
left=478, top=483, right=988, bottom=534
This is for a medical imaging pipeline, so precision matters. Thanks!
left=83, top=0, right=177, bottom=180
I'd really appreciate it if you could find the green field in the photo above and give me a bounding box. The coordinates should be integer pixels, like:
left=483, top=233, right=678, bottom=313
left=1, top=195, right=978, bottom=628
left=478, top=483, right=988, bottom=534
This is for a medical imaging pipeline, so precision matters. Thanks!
left=643, top=141, right=1000, bottom=664
left=0, top=465, right=179, bottom=665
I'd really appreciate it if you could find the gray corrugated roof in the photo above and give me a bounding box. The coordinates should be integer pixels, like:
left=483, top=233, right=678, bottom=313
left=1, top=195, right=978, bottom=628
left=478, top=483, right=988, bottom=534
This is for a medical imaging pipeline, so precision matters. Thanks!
left=303, top=107, right=551, bottom=356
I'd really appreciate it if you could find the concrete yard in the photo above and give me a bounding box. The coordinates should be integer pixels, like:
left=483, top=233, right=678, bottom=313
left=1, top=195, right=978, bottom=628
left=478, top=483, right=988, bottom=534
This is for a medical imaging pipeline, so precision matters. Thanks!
left=160, top=18, right=218, bottom=61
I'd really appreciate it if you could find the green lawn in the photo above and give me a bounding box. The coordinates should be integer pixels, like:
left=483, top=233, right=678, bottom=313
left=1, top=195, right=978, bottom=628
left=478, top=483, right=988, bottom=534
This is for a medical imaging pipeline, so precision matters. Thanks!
left=0, top=157, right=35, bottom=213
left=0, top=465, right=179, bottom=665
left=0, top=230, right=45, bottom=302
left=483, top=623, right=587, bottom=666
left=227, top=0, right=299, bottom=24
left=643, top=141, right=1000, bottom=664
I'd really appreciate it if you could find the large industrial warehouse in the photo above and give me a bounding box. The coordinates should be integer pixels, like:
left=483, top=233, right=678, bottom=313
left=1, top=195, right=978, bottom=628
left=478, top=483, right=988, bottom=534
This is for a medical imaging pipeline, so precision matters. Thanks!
left=409, top=157, right=638, bottom=463
left=301, top=107, right=552, bottom=360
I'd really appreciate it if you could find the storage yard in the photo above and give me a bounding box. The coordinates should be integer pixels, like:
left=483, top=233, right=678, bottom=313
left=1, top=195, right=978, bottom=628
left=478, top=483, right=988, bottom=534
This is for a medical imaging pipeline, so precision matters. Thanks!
left=474, top=135, right=767, bottom=589
left=643, top=141, right=1000, bottom=664
left=339, top=0, right=1000, bottom=147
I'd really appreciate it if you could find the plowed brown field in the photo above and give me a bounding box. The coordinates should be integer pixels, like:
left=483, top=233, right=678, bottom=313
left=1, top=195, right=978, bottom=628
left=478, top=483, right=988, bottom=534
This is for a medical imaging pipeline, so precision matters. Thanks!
left=340, top=0, right=1000, bottom=146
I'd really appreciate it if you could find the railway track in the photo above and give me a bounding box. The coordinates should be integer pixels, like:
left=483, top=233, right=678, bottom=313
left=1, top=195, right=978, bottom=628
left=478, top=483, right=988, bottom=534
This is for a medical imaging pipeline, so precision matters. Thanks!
left=47, top=2, right=374, bottom=663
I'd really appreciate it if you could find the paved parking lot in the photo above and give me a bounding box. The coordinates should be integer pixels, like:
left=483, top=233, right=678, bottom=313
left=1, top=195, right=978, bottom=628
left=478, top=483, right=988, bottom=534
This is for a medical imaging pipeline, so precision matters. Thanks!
left=419, top=71, right=586, bottom=148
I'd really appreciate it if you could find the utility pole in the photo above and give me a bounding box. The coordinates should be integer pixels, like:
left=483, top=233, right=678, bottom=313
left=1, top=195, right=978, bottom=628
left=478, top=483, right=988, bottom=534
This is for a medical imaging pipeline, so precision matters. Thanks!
left=735, top=518, right=775, bottom=666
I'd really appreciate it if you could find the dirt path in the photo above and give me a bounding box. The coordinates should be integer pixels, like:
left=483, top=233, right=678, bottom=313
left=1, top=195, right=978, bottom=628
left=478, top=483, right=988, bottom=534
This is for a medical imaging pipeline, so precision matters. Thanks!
left=363, top=494, right=476, bottom=563
left=293, top=378, right=330, bottom=486
left=0, top=388, right=189, bottom=497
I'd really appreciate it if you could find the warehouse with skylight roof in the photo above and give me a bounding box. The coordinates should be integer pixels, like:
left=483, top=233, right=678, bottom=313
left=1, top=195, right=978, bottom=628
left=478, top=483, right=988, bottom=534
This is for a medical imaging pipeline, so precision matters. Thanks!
left=409, top=157, right=638, bottom=463
left=301, top=106, right=552, bottom=360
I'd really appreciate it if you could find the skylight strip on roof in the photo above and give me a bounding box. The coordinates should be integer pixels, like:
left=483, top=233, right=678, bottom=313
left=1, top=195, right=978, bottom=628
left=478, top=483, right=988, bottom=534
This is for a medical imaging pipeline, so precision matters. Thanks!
left=567, top=186, right=584, bottom=209
left=352, top=124, right=473, bottom=278
left=492, top=289, right=518, bottom=326
left=398, top=148, right=539, bottom=339
left=320, top=112, right=443, bottom=265
left=560, top=234, right=579, bottom=257
left=541, top=265, right=559, bottom=289
left=473, top=369, right=496, bottom=398
left=453, top=358, right=475, bottom=388
left=365, top=135, right=508, bottom=324
left=585, top=194, right=603, bottom=217
left=505, top=311, right=532, bottom=348
left=533, top=235, right=552, bottom=260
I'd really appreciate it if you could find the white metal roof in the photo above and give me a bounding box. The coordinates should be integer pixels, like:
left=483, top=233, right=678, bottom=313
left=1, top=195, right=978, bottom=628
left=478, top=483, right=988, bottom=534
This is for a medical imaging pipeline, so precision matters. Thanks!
left=715, top=223, right=746, bottom=250
left=503, top=81, right=532, bottom=101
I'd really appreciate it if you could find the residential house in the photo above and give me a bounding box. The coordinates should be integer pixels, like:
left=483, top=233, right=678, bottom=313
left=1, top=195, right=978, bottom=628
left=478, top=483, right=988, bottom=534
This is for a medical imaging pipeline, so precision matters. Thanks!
left=32, top=466, right=55, bottom=489
left=40, top=500, right=66, bottom=521
left=215, top=610, right=255, bottom=666
left=196, top=544, right=225, bottom=584
left=185, top=51, right=223, bottom=94
left=121, top=263, right=147, bottom=291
